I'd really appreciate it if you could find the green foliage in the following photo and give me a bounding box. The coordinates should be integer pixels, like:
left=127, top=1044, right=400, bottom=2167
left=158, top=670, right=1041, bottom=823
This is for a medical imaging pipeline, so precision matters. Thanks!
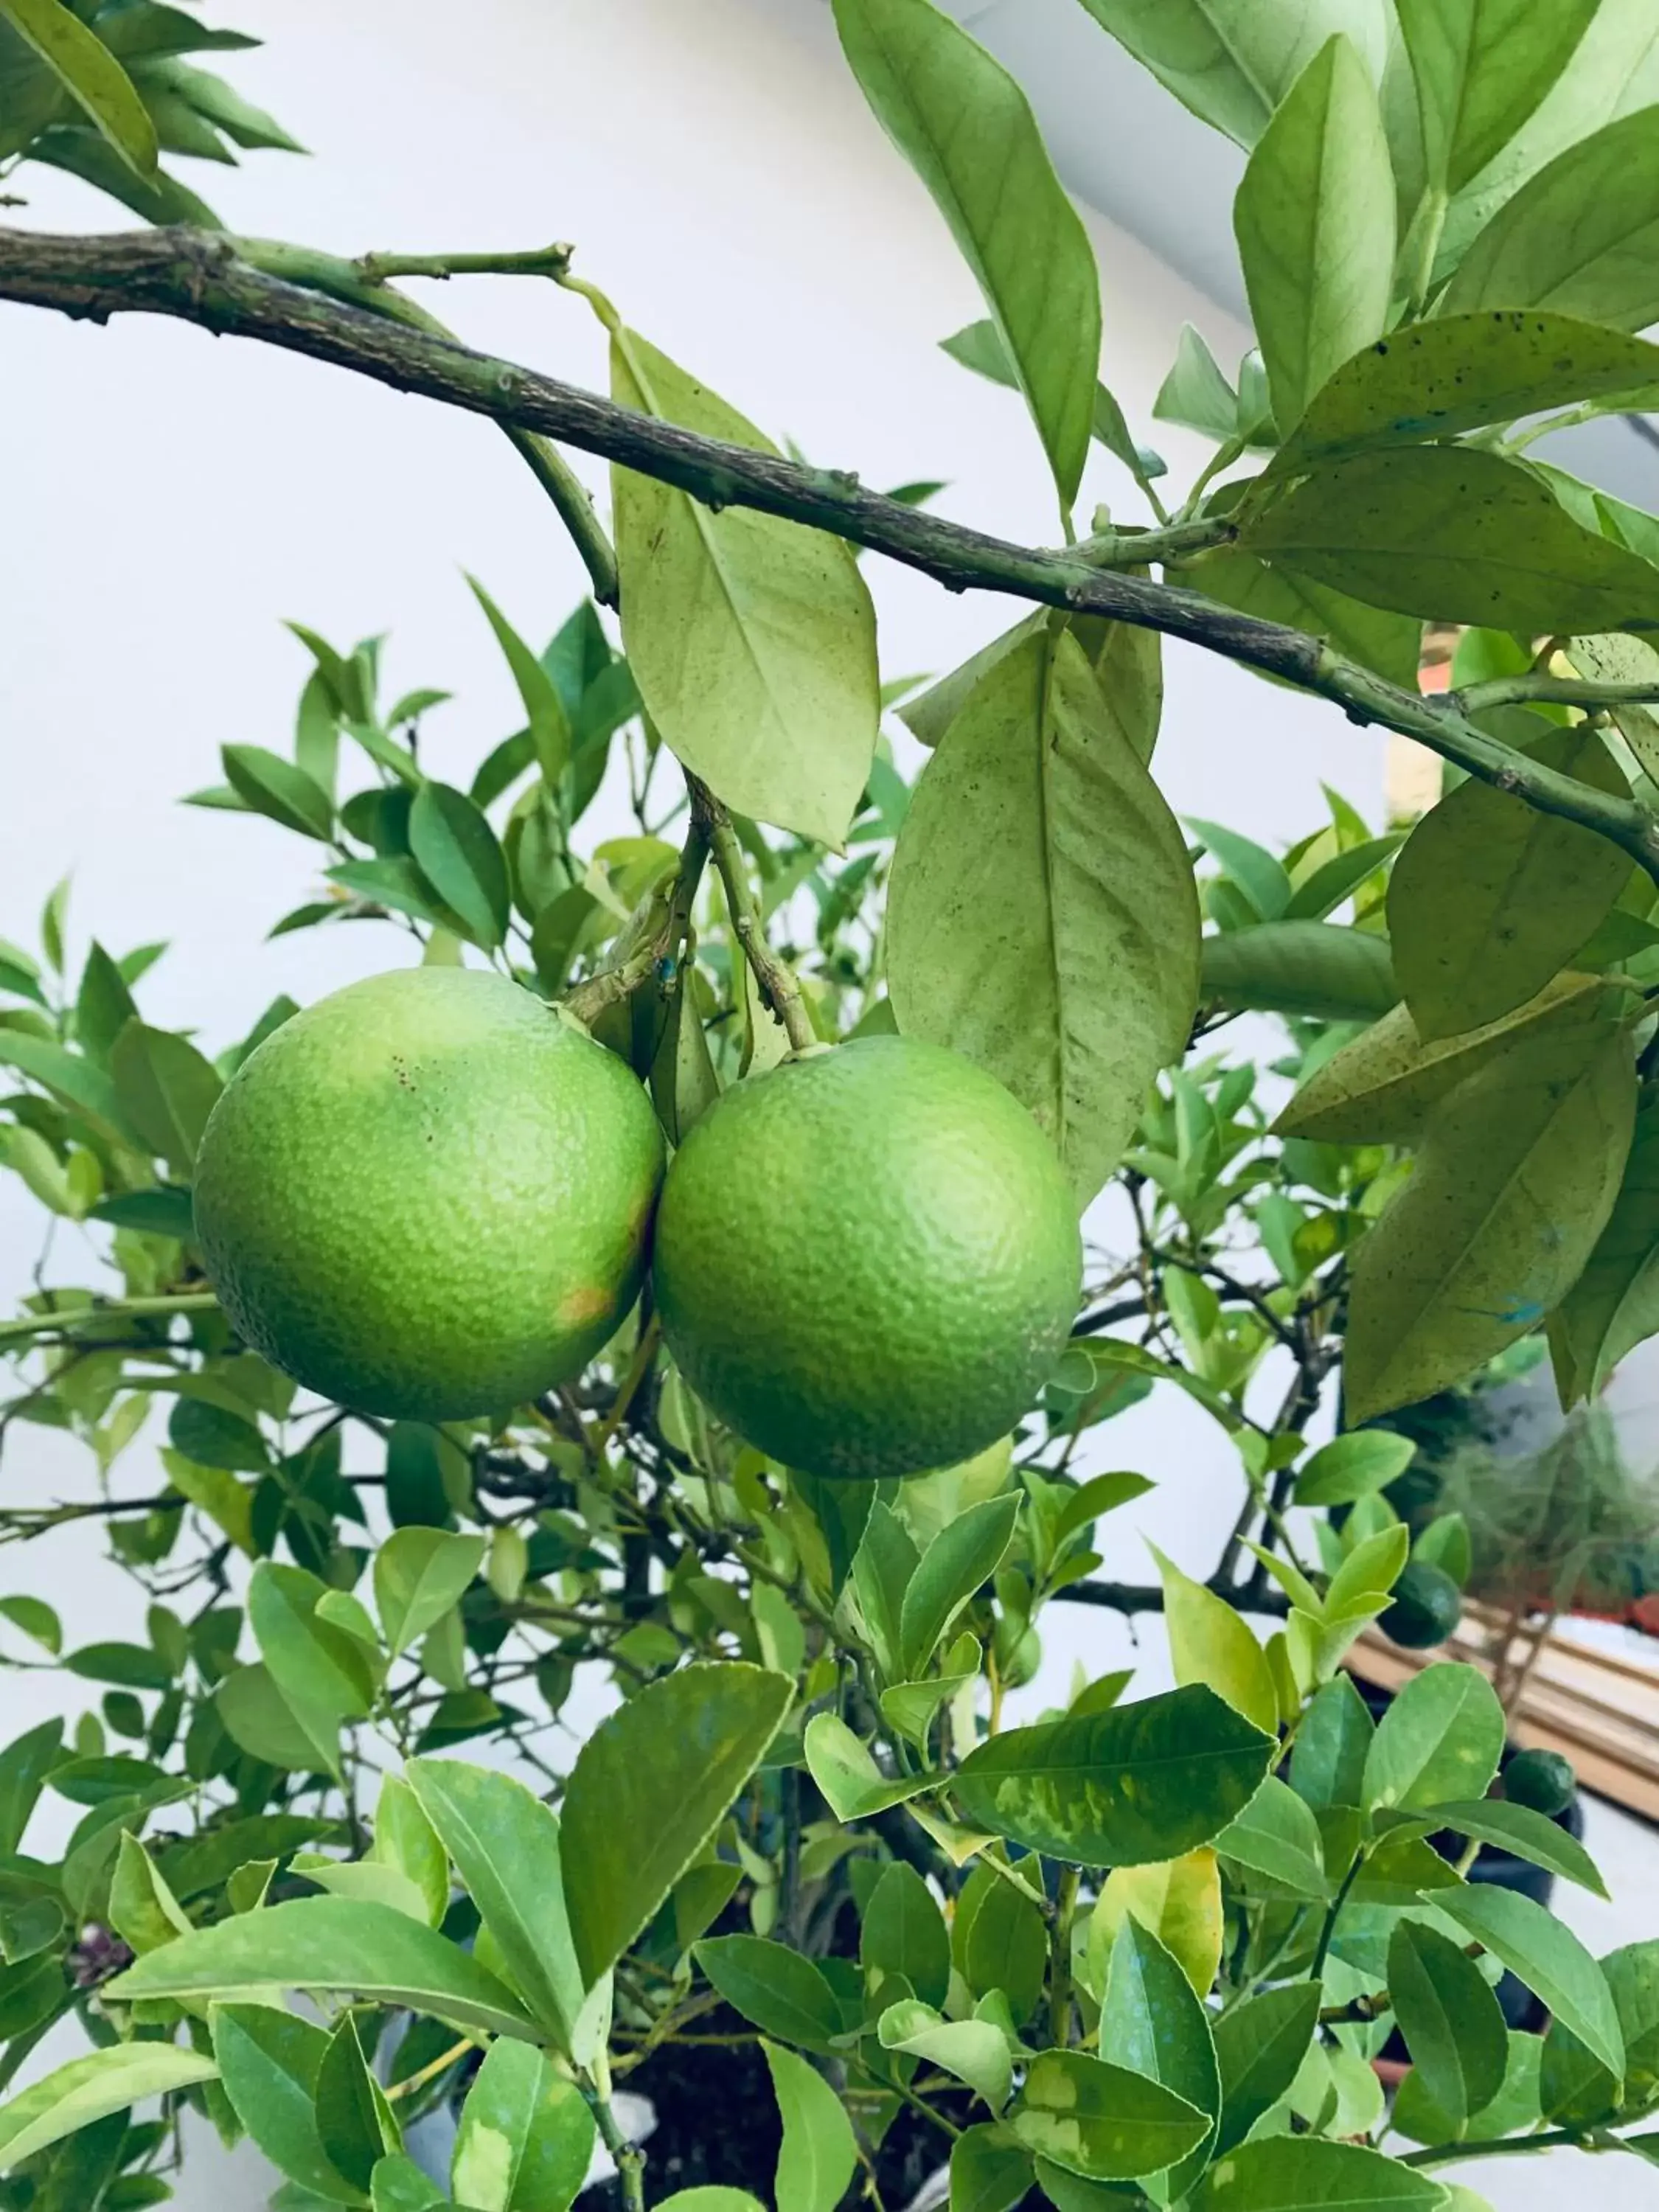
left=4, top=3, right=1656, bottom=2205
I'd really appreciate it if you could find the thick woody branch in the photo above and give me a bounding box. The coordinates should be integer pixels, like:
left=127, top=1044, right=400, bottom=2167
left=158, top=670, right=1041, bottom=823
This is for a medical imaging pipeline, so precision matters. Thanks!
left=4, top=226, right=1658, bottom=873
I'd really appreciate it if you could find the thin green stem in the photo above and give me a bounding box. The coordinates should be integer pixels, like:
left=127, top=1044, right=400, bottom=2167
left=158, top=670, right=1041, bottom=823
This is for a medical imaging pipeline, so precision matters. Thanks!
left=1401, top=2128, right=1585, bottom=2170
left=1048, top=1865, right=1080, bottom=2048
left=698, top=779, right=819, bottom=1054
left=1310, top=1845, right=1366, bottom=1979
left=1076, top=513, right=1237, bottom=568
left=355, top=243, right=574, bottom=285
left=1455, top=672, right=1659, bottom=716
left=586, top=2049, right=647, bottom=2212
left=0, top=1292, right=219, bottom=1348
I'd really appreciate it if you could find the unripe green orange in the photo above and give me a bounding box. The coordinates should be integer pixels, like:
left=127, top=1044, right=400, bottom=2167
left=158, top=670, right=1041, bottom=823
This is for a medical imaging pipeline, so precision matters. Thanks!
left=193, top=967, right=664, bottom=1419
left=652, top=1035, right=1081, bottom=1480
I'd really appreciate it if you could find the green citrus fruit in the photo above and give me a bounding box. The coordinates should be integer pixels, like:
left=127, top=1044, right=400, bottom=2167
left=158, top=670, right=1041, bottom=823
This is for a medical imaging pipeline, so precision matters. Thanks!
left=193, top=968, right=664, bottom=1419
left=652, top=1035, right=1082, bottom=1481
left=1379, top=1559, right=1464, bottom=1649
left=1503, top=1747, right=1576, bottom=1817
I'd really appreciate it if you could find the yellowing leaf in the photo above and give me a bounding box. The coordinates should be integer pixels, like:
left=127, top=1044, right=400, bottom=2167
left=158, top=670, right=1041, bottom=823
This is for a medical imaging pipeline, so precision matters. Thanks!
left=1152, top=1547, right=1278, bottom=1736
left=1088, top=1850, right=1223, bottom=2000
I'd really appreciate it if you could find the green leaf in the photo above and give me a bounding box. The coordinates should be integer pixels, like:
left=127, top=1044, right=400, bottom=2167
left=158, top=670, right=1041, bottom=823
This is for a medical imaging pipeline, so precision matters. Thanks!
left=1194, top=2137, right=1448, bottom=2207
left=1192, top=550, right=1422, bottom=690
left=0, top=0, right=158, bottom=175
left=1189, top=819, right=1292, bottom=924
left=1542, top=1939, right=1659, bottom=2126
left=317, top=2013, right=400, bottom=2194
left=374, top=1530, right=485, bottom=1658
left=1288, top=1676, right=1374, bottom=1811
left=949, top=2126, right=1034, bottom=2212
left=63, top=1641, right=175, bottom=1691
left=860, top=1861, right=950, bottom=2009
left=561, top=1660, right=790, bottom=1985
left=1362, top=1662, right=1505, bottom=1812
left=951, top=1685, right=1274, bottom=1865
left=1156, top=323, right=1242, bottom=440
left=211, top=2006, right=358, bottom=2205
left=1234, top=35, right=1395, bottom=434
left=1099, top=1917, right=1218, bottom=2197
left=248, top=1563, right=376, bottom=1779
left=1415, top=1800, right=1607, bottom=1897
left=169, top=1397, right=270, bottom=1474
left=0, top=2044, right=218, bottom=2175
left=1153, top=1546, right=1278, bottom=1735
left=1211, top=1983, right=1321, bottom=2156
left=1389, top=727, right=1629, bottom=1040
left=801, top=1712, right=937, bottom=1822
left=466, top=577, right=572, bottom=785
left=888, top=621, right=1200, bottom=1207
left=109, top=1896, right=538, bottom=2041
left=1242, top=445, right=1659, bottom=631
left=109, top=1020, right=223, bottom=1174
left=1396, top=0, right=1599, bottom=195
left=74, top=942, right=137, bottom=1065
left=0, top=1595, right=60, bottom=1655
left=215, top=1664, right=319, bottom=1772
left=1071, top=0, right=1391, bottom=150
left=1343, top=1027, right=1636, bottom=1421
left=611, top=329, right=877, bottom=845
left=1433, top=1885, right=1624, bottom=2082
left=1445, top=106, right=1659, bottom=330
left=1278, top=312, right=1659, bottom=473
left=1388, top=1916, right=1509, bottom=2129
left=1276, top=970, right=1608, bottom=1144
left=1200, top=922, right=1397, bottom=1021
left=372, top=2154, right=453, bottom=2212
left=1282, top=835, right=1402, bottom=925
left=405, top=1758, right=583, bottom=2051
left=877, top=2000, right=1012, bottom=2114
left=1214, top=1776, right=1329, bottom=1899
left=325, top=856, right=463, bottom=933
left=835, top=0, right=1101, bottom=510
left=371, top=1775, right=450, bottom=1928
left=222, top=745, right=335, bottom=841
left=408, top=785, right=510, bottom=951
left=451, top=2038, right=594, bottom=2212
left=762, top=2042, right=858, bottom=2212
left=956, top=1863, right=1048, bottom=2025
left=1551, top=1099, right=1659, bottom=1404
left=1294, top=1431, right=1416, bottom=1508
left=694, top=1935, right=843, bottom=2051
left=653, top=2197, right=765, bottom=2212
left=899, top=1493, right=1020, bottom=1677
left=109, top=1832, right=191, bottom=1957
left=1010, top=2049, right=1208, bottom=2183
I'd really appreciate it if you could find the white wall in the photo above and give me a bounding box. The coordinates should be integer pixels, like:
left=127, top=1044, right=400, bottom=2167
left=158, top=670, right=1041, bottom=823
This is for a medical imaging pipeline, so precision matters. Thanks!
left=5, top=6, right=1643, bottom=2209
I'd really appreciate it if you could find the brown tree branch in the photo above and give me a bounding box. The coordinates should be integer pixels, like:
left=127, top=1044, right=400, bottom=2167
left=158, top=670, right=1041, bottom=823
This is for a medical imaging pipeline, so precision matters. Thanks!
left=3, top=225, right=1658, bottom=872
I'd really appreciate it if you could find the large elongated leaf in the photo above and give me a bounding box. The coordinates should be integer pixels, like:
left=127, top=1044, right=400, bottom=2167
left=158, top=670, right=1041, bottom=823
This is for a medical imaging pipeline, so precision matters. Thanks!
left=610, top=330, right=877, bottom=846
left=1070, top=1, right=1391, bottom=150
left=1551, top=1101, right=1659, bottom=1405
left=1099, top=1918, right=1218, bottom=2198
left=860, top=1861, right=950, bottom=2008
left=1276, top=971, right=1607, bottom=1144
left=951, top=1685, right=1273, bottom=1865
left=248, top=1562, right=376, bottom=1778
left=1234, top=34, right=1395, bottom=434
left=1153, top=1548, right=1278, bottom=1735
left=109, top=1020, right=222, bottom=1174
left=375, top=1530, right=485, bottom=1658
left=1361, top=1661, right=1506, bottom=1812
left=1193, top=2137, right=1447, bottom=2207
left=108, top=1896, right=538, bottom=2040
left=561, top=1661, right=790, bottom=1985
left=763, top=2042, right=858, bottom=2212
left=1279, top=312, right=1659, bottom=473
left=899, top=1493, right=1019, bottom=1677
left=0, top=2043, right=218, bottom=2174
left=1395, top=0, right=1599, bottom=195
left=405, top=1758, right=583, bottom=2051
left=1433, top=1886, right=1625, bottom=2081
left=1091, top=1850, right=1223, bottom=2000
left=1388, top=726, right=1630, bottom=1040
left=888, top=622, right=1199, bottom=1207
left=1343, top=1026, right=1636, bottom=1421
left=211, top=2005, right=358, bottom=2205
left=1211, top=1983, right=1321, bottom=2155
left=0, top=1718, right=62, bottom=1857
left=1541, top=1940, right=1659, bottom=2127
left=0, top=0, right=157, bottom=175
left=835, top=0, right=1101, bottom=510
left=1243, top=445, right=1659, bottom=631
left=1201, top=921, right=1397, bottom=1021
left=1389, top=1918, right=1509, bottom=2128
left=1445, top=105, right=1659, bottom=330
left=1416, top=1800, right=1607, bottom=1898
left=451, top=2037, right=594, bottom=2212
left=695, top=1935, right=843, bottom=2051
left=1010, top=2050, right=1208, bottom=2183
left=408, top=785, right=509, bottom=951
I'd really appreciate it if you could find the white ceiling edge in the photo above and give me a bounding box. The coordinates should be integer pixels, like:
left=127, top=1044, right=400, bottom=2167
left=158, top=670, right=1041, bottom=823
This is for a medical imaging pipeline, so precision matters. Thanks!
left=754, top=0, right=1659, bottom=509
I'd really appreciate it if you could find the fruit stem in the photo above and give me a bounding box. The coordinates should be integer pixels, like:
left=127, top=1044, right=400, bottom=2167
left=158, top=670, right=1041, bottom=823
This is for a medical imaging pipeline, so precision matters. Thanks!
left=692, top=776, right=819, bottom=1056
left=0, top=1291, right=219, bottom=1348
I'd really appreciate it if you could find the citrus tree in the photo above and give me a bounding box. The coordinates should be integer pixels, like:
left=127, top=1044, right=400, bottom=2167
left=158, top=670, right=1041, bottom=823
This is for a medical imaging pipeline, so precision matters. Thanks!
left=2, top=1, right=1659, bottom=2208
